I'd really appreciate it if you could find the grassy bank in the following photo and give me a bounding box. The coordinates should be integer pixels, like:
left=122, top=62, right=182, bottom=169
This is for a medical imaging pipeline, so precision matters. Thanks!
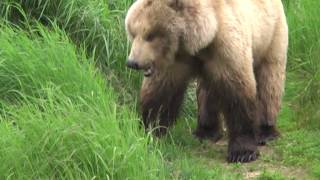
left=0, top=24, right=167, bottom=179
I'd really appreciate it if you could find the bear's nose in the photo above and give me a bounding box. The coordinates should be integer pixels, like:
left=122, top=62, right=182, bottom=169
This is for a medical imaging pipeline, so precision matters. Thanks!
left=126, top=60, right=141, bottom=70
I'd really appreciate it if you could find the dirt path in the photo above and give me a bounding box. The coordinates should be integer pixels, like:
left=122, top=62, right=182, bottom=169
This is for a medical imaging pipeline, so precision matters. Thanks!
left=191, top=138, right=309, bottom=179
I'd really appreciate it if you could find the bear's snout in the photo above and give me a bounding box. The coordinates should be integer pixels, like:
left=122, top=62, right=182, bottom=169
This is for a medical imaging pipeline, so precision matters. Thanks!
left=126, top=59, right=142, bottom=70
left=127, top=59, right=154, bottom=77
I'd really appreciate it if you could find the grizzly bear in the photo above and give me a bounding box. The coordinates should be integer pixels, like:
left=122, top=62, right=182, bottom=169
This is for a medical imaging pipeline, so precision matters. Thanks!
left=125, top=0, right=288, bottom=163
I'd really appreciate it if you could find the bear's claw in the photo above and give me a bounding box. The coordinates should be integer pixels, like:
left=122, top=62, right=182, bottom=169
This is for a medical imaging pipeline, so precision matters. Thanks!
left=227, top=151, right=259, bottom=163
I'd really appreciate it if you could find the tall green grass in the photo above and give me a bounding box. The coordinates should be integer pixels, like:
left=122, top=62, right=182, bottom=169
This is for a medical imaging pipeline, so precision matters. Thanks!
left=284, top=0, right=320, bottom=128
left=0, top=0, right=141, bottom=94
left=0, top=24, right=166, bottom=179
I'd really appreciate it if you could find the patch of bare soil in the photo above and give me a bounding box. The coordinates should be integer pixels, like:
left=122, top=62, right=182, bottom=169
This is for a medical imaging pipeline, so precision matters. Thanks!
left=192, top=138, right=309, bottom=179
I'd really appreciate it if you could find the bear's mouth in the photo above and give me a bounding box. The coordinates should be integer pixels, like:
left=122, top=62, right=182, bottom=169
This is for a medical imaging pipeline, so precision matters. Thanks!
left=143, top=66, right=154, bottom=77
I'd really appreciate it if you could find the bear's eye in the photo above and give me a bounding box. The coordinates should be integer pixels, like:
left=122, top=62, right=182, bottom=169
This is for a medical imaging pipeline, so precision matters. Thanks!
left=145, top=32, right=157, bottom=42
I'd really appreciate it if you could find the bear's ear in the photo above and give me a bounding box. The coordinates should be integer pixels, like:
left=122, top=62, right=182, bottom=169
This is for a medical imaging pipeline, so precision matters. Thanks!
left=168, top=0, right=184, bottom=11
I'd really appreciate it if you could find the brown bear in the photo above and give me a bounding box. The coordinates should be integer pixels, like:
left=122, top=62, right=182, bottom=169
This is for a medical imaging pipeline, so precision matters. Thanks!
left=125, top=0, right=288, bottom=163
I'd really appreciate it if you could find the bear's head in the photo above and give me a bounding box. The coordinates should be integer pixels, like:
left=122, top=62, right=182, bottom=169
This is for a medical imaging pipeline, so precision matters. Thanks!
left=125, top=0, right=217, bottom=78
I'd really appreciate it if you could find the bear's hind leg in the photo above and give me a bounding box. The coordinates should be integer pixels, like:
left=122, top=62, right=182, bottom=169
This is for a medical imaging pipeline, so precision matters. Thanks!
left=255, top=59, right=286, bottom=145
left=193, top=79, right=223, bottom=142
left=255, top=22, right=288, bottom=145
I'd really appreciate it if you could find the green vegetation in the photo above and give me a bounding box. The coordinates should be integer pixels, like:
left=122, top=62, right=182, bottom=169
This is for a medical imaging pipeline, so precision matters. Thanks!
left=256, top=170, right=286, bottom=180
left=0, top=0, right=319, bottom=179
left=0, top=24, right=168, bottom=179
left=283, top=0, right=320, bottom=129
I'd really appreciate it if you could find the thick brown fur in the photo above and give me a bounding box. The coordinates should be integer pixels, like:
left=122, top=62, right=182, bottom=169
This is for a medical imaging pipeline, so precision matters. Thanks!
left=125, top=0, right=288, bottom=163
left=139, top=51, right=199, bottom=135
left=193, top=77, right=223, bottom=143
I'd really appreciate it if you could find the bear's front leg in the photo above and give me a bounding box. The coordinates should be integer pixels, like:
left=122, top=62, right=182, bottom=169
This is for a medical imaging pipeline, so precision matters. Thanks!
left=206, top=77, right=259, bottom=163
left=224, top=95, right=259, bottom=163
left=204, top=50, right=260, bottom=163
left=140, top=77, right=188, bottom=136
left=220, top=71, right=259, bottom=163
